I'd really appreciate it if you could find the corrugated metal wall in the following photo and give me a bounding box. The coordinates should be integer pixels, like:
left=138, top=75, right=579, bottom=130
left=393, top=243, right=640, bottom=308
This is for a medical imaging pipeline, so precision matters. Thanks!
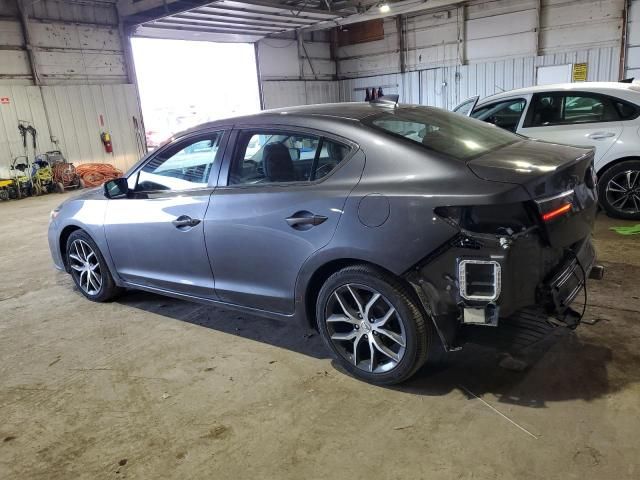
left=337, top=45, right=620, bottom=109
left=336, top=0, right=624, bottom=79
left=627, top=0, right=640, bottom=78
left=0, top=0, right=127, bottom=86
left=260, top=0, right=625, bottom=110
left=261, top=80, right=339, bottom=109
left=0, top=84, right=143, bottom=177
left=0, top=0, right=142, bottom=178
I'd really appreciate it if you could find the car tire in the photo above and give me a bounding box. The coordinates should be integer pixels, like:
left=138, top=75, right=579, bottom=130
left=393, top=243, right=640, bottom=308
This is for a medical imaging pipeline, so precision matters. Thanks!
left=316, top=264, right=440, bottom=385
left=66, top=230, right=122, bottom=302
left=598, top=159, right=640, bottom=220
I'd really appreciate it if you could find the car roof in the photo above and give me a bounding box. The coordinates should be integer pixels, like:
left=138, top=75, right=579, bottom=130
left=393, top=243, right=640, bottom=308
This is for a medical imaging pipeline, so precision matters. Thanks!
left=476, top=81, right=640, bottom=105
left=175, top=102, right=437, bottom=138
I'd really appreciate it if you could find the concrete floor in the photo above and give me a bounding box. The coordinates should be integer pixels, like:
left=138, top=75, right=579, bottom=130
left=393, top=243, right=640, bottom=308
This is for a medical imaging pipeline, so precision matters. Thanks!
left=1, top=192, right=639, bottom=480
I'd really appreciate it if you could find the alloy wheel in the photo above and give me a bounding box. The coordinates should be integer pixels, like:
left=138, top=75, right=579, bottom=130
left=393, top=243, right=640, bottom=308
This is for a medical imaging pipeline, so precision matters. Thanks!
left=68, top=239, right=103, bottom=295
left=605, top=169, right=640, bottom=215
left=324, top=283, right=407, bottom=373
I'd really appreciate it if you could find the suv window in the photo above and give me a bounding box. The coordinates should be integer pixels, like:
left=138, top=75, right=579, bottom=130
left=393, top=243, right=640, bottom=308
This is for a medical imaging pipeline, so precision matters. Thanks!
left=471, top=99, right=526, bottom=132
left=525, top=93, right=618, bottom=127
left=134, top=133, right=223, bottom=192
left=365, top=107, right=518, bottom=161
left=229, top=131, right=349, bottom=185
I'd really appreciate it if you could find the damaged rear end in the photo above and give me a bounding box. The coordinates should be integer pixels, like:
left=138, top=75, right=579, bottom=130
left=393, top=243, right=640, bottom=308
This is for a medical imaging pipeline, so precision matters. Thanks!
left=406, top=139, right=603, bottom=351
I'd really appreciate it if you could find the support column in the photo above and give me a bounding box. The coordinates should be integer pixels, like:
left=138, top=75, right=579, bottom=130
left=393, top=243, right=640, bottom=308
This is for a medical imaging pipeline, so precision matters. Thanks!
left=15, top=0, right=40, bottom=85
left=397, top=15, right=406, bottom=73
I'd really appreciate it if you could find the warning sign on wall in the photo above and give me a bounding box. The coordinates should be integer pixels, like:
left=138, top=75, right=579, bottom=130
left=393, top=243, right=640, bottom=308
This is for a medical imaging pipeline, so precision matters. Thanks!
left=572, top=63, right=588, bottom=82
left=0, top=97, right=9, bottom=105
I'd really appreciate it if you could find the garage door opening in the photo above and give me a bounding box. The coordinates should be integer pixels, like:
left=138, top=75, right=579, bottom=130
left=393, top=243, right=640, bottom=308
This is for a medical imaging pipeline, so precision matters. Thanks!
left=131, top=38, right=261, bottom=149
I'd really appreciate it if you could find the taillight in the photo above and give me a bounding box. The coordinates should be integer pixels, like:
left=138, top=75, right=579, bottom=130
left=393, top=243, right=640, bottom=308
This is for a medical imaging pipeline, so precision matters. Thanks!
left=536, top=190, right=574, bottom=222
left=542, top=202, right=572, bottom=222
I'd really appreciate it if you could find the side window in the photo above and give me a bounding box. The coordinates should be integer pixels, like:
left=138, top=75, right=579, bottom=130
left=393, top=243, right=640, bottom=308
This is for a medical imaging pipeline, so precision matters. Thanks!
left=526, top=93, right=618, bottom=127
left=471, top=99, right=526, bottom=132
left=614, top=100, right=640, bottom=120
left=453, top=96, right=478, bottom=116
left=563, top=95, right=617, bottom=123
left=135, top=133, right=222, bottom=192
left=229, top=131, right=349, bottom=185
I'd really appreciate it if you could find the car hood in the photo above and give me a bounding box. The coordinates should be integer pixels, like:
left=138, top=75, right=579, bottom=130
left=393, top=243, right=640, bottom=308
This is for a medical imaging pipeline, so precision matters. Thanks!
left=73, top=186, right=104, bottom=200
left=56, top=186, right=104, bottom=210
left=467, top=139, right=594, bottom=198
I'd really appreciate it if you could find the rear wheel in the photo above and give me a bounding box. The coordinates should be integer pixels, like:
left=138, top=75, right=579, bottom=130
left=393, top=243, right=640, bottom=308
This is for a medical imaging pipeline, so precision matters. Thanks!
left=598, top=160, right=640, bottom=220
left=66, top=230, right=122, bottom=302
left=55, top=182, right=65, bottom=193
left=316, top=265, right=440, bottom=385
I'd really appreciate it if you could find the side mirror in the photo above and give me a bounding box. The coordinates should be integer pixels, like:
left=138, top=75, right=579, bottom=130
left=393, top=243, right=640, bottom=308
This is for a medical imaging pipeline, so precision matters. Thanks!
left=104, top=177, right=129, bottom=199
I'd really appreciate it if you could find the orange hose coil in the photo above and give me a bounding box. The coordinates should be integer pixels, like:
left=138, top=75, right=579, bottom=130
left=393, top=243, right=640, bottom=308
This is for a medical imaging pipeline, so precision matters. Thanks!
left=75, top=163, right=123, bottom=187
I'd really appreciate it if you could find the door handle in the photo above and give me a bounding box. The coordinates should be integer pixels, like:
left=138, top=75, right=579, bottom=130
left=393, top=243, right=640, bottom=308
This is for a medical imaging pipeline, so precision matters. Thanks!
left=172, top=215, right=201, bottom=229
left=285, top=212, right=328, bottom=228
left=587, top=132, right=616, bottom=140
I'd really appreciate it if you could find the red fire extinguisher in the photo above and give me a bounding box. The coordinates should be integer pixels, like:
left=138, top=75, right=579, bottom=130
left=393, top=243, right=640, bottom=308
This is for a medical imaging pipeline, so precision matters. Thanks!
left=101, top=132, right=113, bottom=153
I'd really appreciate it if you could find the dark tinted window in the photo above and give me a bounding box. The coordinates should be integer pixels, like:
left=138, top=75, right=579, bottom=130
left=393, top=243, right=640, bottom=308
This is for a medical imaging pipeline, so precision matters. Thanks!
left=526, top=93, right=618, bottom=127
left=229, top=131, right=349, bottom=185
left=366, top=107, right=518, bottom=161
left=471, top=99, right=527, bottom=132
left=614, top=100, right=639, bottom=120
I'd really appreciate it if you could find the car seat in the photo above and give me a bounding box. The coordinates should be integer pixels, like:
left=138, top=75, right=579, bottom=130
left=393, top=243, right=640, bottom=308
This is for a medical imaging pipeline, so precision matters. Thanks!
left=263, top=143, right=296, bottom=182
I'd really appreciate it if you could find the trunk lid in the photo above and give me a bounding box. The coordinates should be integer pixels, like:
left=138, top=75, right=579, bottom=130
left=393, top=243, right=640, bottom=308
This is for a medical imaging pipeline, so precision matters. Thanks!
left=468, top=139, right=598, bottom=247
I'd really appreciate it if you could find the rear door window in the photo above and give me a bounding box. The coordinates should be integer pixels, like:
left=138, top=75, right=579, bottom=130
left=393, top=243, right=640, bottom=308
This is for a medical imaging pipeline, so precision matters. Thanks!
left=525, top=93, right=619, bottom=127
left=229, top=131, right=350, bottom=185
left=613, top=100, right=640, bottom=120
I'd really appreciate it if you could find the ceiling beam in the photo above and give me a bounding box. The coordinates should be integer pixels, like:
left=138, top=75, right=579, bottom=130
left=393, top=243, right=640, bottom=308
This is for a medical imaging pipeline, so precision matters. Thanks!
left=195, top=3, right=336, bottom=23
left=222, top=0, right=346, bottom=18
left=123, top=0, right=212, bottom=26
left=172, top=10, right=308, bottom=27
left=167, top=14, right=291, bottom=31
left=154, top=17, right=285, bottom=32
left=301, top=0, right=464, bottom=31
left=148, top=20, right=277, bottom=36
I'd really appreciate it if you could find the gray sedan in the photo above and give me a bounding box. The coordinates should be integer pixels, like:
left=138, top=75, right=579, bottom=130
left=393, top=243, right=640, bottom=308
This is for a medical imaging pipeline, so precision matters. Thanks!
left=48, top=100, right=601, bottom=384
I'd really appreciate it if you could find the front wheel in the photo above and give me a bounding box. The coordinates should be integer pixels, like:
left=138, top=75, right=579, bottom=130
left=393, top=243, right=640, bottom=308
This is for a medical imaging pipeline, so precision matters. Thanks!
left=598, top=160, right=640, bottom=220
left=66, top=230, right=122, bottom=302
left=316, top=265, right=440, bottom=385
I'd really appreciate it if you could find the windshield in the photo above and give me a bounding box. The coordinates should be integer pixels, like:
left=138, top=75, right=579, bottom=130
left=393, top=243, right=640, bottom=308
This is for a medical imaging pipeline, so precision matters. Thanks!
left=364, top=106, right=519, bottom=160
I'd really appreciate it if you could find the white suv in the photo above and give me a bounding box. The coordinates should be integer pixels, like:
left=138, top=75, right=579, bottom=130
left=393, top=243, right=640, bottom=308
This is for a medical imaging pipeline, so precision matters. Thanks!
left=454, top=82, right=640, bottom=219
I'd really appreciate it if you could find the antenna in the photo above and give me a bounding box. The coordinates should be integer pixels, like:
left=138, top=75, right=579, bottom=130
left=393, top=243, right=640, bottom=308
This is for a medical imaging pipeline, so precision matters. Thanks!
left=370, top=94, right=399, bottom=107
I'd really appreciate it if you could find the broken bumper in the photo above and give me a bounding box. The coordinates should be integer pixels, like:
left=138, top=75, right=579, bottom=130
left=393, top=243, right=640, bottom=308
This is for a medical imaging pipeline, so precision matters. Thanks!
left=406, top=231, right=601, bottom=350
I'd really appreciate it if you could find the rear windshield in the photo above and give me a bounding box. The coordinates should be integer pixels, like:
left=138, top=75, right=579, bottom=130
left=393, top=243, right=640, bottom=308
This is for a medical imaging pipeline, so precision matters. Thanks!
left=364, top=107, right=519, bottom=160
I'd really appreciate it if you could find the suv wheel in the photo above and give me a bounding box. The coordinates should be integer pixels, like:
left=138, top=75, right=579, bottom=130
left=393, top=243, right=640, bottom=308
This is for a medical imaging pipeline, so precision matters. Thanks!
left=316, top=265, right=440, bottom=385
left=66, top=230, right=122, bottom=302
left=598, top=160, right=640, bottom=220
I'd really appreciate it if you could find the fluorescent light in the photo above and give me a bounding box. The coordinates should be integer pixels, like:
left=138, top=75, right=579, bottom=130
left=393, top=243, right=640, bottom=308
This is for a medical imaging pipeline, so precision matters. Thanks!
left=379, top=4, right=390, bottom=13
